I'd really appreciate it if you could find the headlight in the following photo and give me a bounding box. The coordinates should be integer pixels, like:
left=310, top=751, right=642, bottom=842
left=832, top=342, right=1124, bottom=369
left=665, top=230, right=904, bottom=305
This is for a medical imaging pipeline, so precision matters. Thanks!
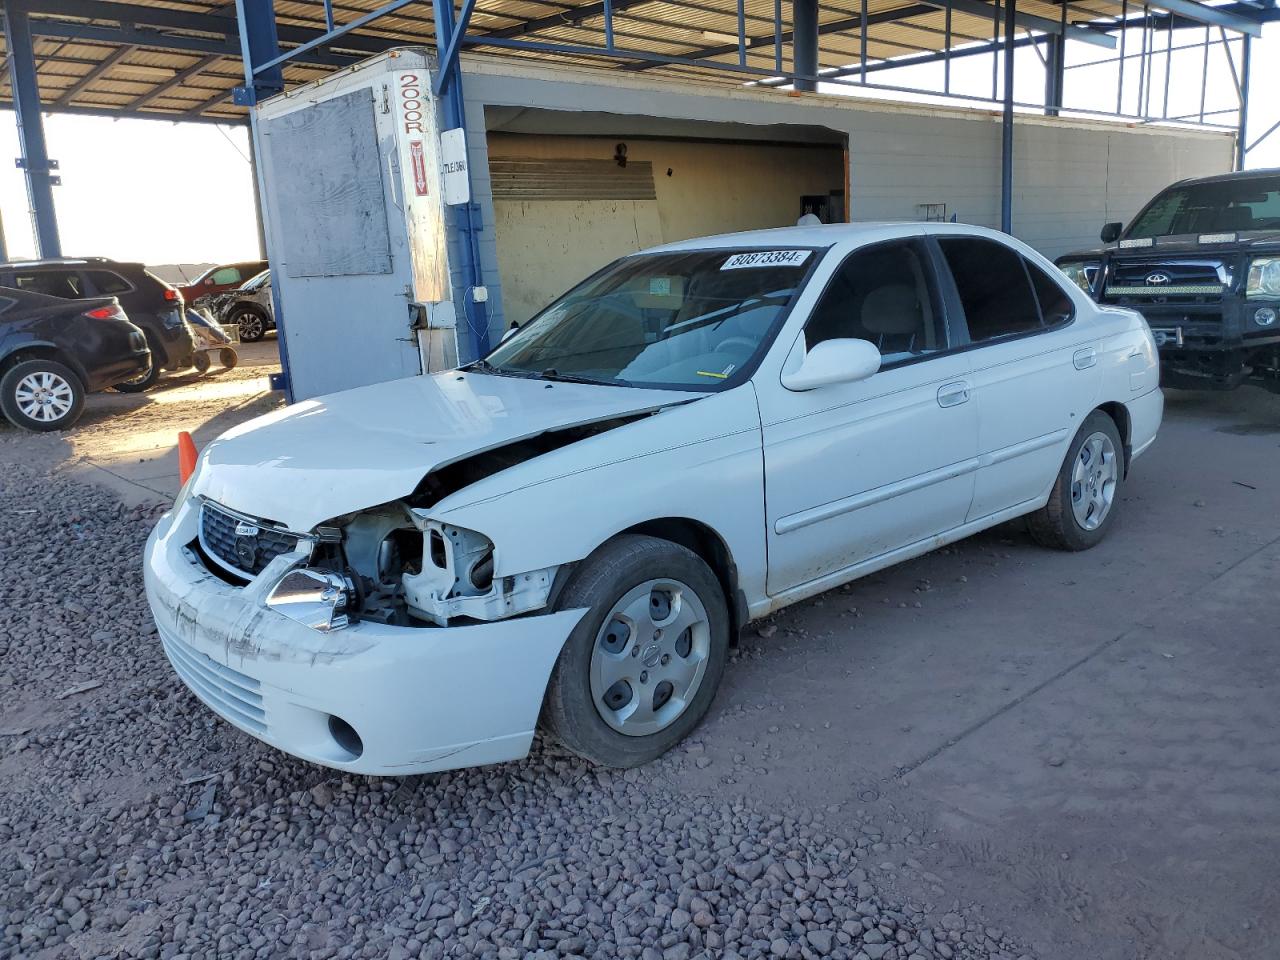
left=1058, top=261, right=1098, bottom=294
left=1246, top=258, right=1280, bottom=299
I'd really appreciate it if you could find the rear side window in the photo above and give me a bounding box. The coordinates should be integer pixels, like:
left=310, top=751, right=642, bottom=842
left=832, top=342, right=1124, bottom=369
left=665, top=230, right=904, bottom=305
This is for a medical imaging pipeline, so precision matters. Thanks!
left=210, top=267, right=243, bottom=285
left=938, top=237, right=1041, bottom=343
left=1025, top=259, right=1074, bottom=327
left=13, top=270, right=83, bottom=299
left=87, top=270, right=133, bottom=295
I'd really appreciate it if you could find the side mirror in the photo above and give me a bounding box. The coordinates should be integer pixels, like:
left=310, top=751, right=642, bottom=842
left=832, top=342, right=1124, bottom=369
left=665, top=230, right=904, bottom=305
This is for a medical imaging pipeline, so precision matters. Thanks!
left=1100, top=222, right=1123, bottom=244
left=500, top=325, right=520, bottom=344
left=781, top=338, right=881, bottom=392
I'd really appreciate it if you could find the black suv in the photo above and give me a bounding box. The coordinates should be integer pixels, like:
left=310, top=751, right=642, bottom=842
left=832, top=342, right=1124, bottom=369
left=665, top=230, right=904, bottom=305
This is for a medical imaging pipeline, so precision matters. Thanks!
left=0, top=257, right=198, bottom=392
left=0, top=286, right=150, bottom=431
left=1057, top=168, right=1280, bottom=392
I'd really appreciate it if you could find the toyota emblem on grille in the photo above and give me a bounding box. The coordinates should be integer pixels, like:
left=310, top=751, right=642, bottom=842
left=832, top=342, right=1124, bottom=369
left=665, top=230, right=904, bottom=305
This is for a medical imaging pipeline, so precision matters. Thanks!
left=234, top=535, right=258, bottom=569
left=1145, top=272, right=1172, bottom=286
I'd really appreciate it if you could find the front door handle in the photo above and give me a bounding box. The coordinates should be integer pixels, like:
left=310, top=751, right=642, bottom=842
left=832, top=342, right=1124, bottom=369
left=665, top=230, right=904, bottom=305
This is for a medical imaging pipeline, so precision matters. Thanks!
left=937, top=380, right=971, bottom=408
left=1073, top=347, right=1097, bottom=370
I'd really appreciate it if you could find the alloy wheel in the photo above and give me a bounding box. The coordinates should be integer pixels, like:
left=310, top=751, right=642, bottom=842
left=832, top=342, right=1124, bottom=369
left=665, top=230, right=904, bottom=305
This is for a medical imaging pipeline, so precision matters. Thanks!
left=14, top=371, right=75, bottom=424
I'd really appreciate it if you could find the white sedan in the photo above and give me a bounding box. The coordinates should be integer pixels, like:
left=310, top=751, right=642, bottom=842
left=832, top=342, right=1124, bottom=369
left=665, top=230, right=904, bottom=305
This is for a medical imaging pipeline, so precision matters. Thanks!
left=144, top=223, right=1162, bottom=774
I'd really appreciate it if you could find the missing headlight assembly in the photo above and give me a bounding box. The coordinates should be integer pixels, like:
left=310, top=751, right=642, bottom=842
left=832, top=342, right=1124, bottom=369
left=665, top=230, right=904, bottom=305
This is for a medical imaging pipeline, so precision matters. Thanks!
left=325, top=502, right=559, bottom=628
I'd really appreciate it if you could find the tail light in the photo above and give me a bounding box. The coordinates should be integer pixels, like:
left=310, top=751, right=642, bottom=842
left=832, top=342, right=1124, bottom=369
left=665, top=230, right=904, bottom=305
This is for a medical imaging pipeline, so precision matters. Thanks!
left=84, top=304, right=127, bottom=321
left=163, top=287, right=184, bottom=305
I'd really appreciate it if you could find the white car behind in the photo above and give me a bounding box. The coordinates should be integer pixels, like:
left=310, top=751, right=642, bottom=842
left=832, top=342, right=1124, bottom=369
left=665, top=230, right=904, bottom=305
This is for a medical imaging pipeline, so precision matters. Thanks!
left=144, top=222, right=1162, bottom=774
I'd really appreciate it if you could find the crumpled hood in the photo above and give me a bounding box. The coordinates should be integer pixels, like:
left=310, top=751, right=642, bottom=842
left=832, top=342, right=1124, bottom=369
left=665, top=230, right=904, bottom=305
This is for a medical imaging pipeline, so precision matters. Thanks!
left=191, top=371, right=697, bottom=531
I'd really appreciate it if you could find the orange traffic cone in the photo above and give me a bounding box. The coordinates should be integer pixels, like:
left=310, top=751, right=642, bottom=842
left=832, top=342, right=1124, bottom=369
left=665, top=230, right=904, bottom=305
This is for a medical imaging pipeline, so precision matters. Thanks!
left=178, top=431, right=198, bottom=484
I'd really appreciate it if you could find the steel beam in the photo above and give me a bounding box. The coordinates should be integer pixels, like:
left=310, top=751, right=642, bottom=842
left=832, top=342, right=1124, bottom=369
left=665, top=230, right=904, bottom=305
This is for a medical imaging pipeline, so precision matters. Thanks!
left=922, top=0, right=1115, bottom=48
left=630, top=3, right=939, bottom=73
left=126, top=55, right=222, bottom=110
left=1235, top=33, right=1251, bottom=170
left=3, top=3, right=62, bottom=258
left=793, top=0, right=819, bottom=90
left=55, top=44, right=135, bottom=106
left=434, top=0, right=491, bottom=361
left=29, top=0, right=395, bottom=58
left=1043, top=32, right=1064, bottom=115
left=181, top=86, right=238, bottom=120
left=1151, top=0, right=1262, bottom=35
left=1000, top=0, right=1015, bottom=234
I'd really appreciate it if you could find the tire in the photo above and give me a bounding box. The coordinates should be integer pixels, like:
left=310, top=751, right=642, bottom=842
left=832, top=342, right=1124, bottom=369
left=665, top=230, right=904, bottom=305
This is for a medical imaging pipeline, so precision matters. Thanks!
left=192, top=351, right=212, bottom=374
left=233, top=308, right=267, bottom=343
left=542, top=535, right=730, bottom=767
left=112, top=332, right=162, bottom=393
left=0, top=359, right=85, bottom=432
left=1027, top=410, right=1125, bottom=551
left=219, top=348, right=239, bottom=370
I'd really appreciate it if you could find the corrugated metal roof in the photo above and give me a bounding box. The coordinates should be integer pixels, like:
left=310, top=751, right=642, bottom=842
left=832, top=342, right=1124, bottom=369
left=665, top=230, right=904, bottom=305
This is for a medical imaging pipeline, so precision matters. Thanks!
left=0, top=0, right=1247, bottom=123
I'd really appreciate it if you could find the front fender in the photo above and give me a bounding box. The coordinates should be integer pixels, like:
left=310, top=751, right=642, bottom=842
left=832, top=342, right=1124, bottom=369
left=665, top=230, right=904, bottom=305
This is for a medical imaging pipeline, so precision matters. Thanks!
left=431, top=386, right=769, bottom=606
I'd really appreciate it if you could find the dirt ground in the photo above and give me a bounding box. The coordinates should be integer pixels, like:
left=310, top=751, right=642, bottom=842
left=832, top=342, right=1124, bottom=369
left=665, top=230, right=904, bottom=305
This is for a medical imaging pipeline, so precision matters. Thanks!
left=2, top=343, right=1278, bottom=959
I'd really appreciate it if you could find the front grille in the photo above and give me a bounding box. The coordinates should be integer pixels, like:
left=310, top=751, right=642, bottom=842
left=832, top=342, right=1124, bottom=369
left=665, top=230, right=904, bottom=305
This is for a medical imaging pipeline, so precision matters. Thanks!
left=199, top=500, right=301, bottom=578
left=161, top=628, right=267, bottom=735
left=1104, top=259, right=1228, bottom=304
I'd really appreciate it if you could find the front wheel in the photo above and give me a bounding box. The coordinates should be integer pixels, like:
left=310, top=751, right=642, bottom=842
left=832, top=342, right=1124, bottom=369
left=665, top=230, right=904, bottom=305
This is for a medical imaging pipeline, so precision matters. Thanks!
left=542, top=535, right=729, bottom=767
left=0, top=359, right=85, bottom=431
left=1027, top=410, right=1125, bottom=551
left=232, top=308, right=267, bottom=342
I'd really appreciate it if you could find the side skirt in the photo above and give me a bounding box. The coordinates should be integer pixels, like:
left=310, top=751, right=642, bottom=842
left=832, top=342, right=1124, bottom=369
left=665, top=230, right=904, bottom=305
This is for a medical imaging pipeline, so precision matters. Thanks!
left=748, top=496, right=1047, bottom=620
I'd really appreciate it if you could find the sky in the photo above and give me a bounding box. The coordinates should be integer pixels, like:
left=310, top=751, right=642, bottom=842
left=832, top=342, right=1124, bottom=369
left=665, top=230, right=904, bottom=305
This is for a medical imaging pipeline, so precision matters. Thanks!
left=0, top=22, right=1274, bottom=267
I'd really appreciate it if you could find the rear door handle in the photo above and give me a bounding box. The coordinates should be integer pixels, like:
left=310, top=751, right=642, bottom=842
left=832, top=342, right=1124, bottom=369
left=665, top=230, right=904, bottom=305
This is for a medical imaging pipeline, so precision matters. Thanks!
left=937, top=380, right=971, bottom=408
left=1073, top=347, right=1097, bottom=370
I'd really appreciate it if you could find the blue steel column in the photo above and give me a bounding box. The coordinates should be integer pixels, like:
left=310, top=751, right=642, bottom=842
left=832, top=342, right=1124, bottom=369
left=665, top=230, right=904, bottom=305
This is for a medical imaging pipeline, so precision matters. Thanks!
left=234, top=0, right=293, bottom=396
left=792, top=0, right=819, bottom=91
left=433, top=0, right=491, bottom=360
left=3, top=2, right=62, bottom=258
left=1000, top=0, right=1016, bottom=233
left=1235, top=34, right=1251, bottom=171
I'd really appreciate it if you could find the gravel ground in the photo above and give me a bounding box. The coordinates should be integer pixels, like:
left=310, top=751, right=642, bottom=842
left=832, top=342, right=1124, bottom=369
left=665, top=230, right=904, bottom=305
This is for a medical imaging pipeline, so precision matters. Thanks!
left=0, top=453, right=1029, bottom=960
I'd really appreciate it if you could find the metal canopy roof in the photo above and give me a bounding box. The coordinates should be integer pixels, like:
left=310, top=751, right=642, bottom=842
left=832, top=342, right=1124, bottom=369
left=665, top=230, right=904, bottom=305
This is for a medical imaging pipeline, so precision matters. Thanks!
left=2, top=0, right=1271, bottom=124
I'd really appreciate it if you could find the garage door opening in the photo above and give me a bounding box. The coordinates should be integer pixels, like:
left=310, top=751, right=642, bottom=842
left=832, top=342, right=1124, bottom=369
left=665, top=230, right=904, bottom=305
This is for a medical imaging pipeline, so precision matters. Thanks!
left=484, top=108, right=847, bottom=328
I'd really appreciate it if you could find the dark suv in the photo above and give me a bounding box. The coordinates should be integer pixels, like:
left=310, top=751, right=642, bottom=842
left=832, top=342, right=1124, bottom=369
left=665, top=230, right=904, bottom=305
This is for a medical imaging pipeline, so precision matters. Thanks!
left=0, top=258, right=198, bottom=391
left=1056, top=169, right=1280, bottom=392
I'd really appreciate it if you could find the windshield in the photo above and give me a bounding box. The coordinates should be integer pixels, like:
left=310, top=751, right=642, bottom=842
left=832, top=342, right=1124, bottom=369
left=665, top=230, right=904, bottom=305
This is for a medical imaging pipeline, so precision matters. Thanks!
left=1126, top=176, right=1280, bottom=239
left=482, top=248, right=817, bottom=390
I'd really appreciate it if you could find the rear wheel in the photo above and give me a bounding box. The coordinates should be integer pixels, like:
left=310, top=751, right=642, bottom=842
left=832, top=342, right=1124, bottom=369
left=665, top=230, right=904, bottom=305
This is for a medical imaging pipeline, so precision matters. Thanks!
left=232, top=308, right=267, bottom=343
left=1027, top=410, right=1124, bottom=551
left=112, top=332, right=162, bottom=393
left=1, top=359, right=85, bottom=432
left=543, top=535, right=729, bottom=767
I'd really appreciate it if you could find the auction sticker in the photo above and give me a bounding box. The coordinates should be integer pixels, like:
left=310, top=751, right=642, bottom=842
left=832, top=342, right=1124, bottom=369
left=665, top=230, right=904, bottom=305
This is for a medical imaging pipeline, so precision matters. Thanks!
left=721, top=250, right=811, bottom=270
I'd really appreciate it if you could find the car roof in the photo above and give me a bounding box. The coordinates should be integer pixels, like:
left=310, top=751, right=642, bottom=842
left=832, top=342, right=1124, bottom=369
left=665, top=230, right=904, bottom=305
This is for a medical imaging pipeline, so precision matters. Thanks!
left=1166, top=167, right=1280, bottom=188
left=645, top=220, right=1016, bottom=254
left=0, top=257, right=142, bottom=270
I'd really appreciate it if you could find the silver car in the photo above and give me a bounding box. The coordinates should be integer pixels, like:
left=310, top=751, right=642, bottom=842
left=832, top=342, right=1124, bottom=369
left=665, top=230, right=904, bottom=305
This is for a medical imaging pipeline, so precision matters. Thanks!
left=214, top=269, right=274, bottom=342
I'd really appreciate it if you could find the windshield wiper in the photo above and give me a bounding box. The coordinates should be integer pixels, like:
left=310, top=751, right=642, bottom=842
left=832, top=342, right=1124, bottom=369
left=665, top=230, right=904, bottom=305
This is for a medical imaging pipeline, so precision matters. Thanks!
left=537, top=368, right=630, bottom=387
left=463, top=358, right=535, bottom=378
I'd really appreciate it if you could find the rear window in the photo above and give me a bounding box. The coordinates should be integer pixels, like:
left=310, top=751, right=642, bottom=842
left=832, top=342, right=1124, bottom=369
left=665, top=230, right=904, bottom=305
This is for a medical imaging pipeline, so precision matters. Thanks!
left=13, top=270, right=83, bottom=299
left=1025, top=259, right=1074, bottom=327
left=87, top=270, right=134, bottom=295
left=938, top=238, right=1042, bottom=343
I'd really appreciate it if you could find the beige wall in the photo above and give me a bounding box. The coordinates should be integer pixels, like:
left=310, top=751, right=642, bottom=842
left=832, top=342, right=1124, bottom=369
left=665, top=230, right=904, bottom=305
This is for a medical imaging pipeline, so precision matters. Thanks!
left=486, top=133, right=845, bottom=324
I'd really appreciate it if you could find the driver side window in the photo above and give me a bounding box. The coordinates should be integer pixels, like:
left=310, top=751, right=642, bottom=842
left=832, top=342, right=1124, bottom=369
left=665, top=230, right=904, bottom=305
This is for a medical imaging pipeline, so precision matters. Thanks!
left=804, top=241, right=944, bottom=367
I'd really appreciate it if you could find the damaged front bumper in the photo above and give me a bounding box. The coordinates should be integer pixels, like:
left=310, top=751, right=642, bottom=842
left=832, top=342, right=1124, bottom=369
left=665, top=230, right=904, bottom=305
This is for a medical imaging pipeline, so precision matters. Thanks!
left=143, top=498, right=586, bottom=776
